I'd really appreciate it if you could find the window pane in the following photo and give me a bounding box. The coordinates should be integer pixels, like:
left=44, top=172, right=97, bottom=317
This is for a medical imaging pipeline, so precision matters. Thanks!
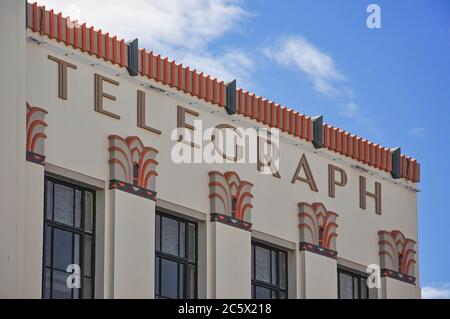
left=155, top=257, right=160, bottom=296
left=84, top=191, right=94, bottom=232
left=251, top=246, right=255, bottom=280
left=83, top=277, right=92, bottom=299
left=46, top=180, right=53, bottom=220
left=179, top=263, right=185, bottom=298
left=74, top=190, right=82, bottom=228
left=339, top=272, right=353, bottom=299
left=187, top=223, right=196, bottom=262
left=74, top=234, right=81, bottom=268
left=161, top=258, right=178, bottom=299
left=271, top=251, right=277, bottom=285
left=83, top=236, right=93, bottom=277
left=187, top=264, right=196, bottom=299
left=156, top=214, right=161, bottom=251
left=360, top=278, right=368, bottom=299
left=179, top=223, right=186, bottom=258
left=44, top=226, right=52, bottom=267
left=353, top=277, right=360, bottom=299
left=52, top=270, right=72, bottom=299
left=279, top=252, right=287, bottom=289
left=54, top=183, right=74, bottom=226
left=161, top=217, right=179, bottom=256
left=43, top=268, right=51, bottom=299
left=255, top=286, right=271, bottom=299
left=53, top=228, right=73, bottom=271
left=255, top=246, right=271, bottom=283
left=369, top=287, right=378, bottom=299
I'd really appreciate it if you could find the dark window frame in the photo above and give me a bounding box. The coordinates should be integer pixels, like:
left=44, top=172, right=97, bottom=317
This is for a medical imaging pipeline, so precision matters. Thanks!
left=337, top=266, right=374, bottom=299
left=251, top=241, right=288, bottom=299
left=155, top=211, right=198, bottom=299
left=42, top=176, right=96, bottom=299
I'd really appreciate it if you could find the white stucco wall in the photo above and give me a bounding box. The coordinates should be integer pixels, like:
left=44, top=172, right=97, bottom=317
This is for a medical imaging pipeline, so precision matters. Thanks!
left=0, top=6, right=421, bottom=298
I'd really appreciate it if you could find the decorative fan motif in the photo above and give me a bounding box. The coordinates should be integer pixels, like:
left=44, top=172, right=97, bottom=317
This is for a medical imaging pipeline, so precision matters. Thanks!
left=378, top=230, right=416, bottom=283
left=298, top=202, right=339, bottom=257
left=108, top=135, right=159, bottom=193
left=26, top=102, right=48, bottom=164
left=209, top=171, right=254, bottom=223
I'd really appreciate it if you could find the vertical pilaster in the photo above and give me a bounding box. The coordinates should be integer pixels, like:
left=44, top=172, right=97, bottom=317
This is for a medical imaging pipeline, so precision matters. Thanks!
left=210, top=221, right=252, bottom=299
left=111, top=190, right=156, bottom=299
left=0, top=0, right=27, bottom=298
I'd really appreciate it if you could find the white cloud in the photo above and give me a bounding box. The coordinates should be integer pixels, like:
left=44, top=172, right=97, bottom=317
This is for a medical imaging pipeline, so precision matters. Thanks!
left=422, top=283, right=450, bottom=299
left=263, top=36, right=344, bottom=96
left=38, top=0, right=253, bottom=85
left=341, top=101, right=360, bottom=118
left=409, top=127, right=426, bottom=138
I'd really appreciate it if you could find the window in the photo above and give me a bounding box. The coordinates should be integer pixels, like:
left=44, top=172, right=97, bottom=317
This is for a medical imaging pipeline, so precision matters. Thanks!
left=155, top=212, right=197, bottom=299
left=251, top=242, right=288, bottom=299
left=42, top=177, right=96, bottom=299
left=338, top=267, right=377, bottom=299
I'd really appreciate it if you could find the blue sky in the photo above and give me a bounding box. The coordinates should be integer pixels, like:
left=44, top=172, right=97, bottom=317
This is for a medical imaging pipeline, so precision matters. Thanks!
left=40, top=0, right=450, bottom=298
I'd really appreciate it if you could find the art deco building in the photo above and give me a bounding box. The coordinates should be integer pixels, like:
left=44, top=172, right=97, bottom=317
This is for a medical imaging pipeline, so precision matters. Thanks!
left=0, top=1, right=421, bottom=299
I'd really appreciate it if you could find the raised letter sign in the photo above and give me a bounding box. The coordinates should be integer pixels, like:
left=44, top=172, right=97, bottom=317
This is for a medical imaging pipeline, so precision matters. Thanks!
left=291, top=154, right=318, bottom=192
left=94, top=73, right=120, bottom=119
left=328, top=164, right=348, bottom=198
left=177, top=105, right=200, bottom=148
left=360, top=176, right=382, bottom=215
left=137, top=90, right=161, bottom=135
left=48, top=55, right=77, bottom=100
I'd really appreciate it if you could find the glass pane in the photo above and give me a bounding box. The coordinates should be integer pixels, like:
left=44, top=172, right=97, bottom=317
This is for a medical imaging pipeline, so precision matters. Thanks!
left=271, top=251, right=277, bottom=285
left=44, top=226, right=52, bottom=267
left=156, top=214, right=161, bottom=251
left=82, top=277, right=92, bottom=299
left=251, top=245, right=255, bottom=280
left=43, top=268, right=51, bottom=299
left=53, top=228, right=73, bottom=271
left=279, top=252, right=287, bottom=289
left=74, top=234, right=81, bottom=268
left=369, top=287, right=378, bottom=299
left=161, top=217, right=179, bottom=256
left=255, top=246, right=271, bottom=283
left=161, top=258, right=178, bottom=299
left=271, top=290, right=278, bottom=299
left=52, top=270, right=72, bottom=299
left=179, top=222, right=186, bottom=258
left=279, top=291, right=287, bottom=299
left=179, top=263, right=185, bottom=298
left=353, top=277, right=360, bottom=299
left=46, top=180, right=53, bottom=220
left=255, top=286, right=271, bottom=299
left=155, top=257, right=160, bottom=296
left=84, top=192, right=94, bottom=232
left=360, top=278, right=368, bottom=299
left=339, top=272, right=353, bottom=299
left=187, top=223, right=196, bottom=262
left=83, top=236, right=93, bottom=277
left=187, top=264, right=196, bottom=299
left=74, top=190, right=82, bottom=228
left=54, top=183, right=74, bottom=226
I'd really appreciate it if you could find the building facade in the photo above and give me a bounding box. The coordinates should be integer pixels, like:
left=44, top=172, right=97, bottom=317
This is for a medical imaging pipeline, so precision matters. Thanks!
left=0, top=1, right=422, bottom=299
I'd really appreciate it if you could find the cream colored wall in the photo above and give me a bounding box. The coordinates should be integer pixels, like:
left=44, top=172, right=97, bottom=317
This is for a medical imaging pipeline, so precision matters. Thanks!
left=299, top=251, right=338, bottom=299
left=111, top=190, right=156, bottom=299
left=0, top=0, right=27, bottom=298
left=382, top=278, right=421, bottom=299
left=210, top=222, right=252, bottom=299
left=23, top=162, right=45, bottom=299
left=7, top=28, right=421, bottom=299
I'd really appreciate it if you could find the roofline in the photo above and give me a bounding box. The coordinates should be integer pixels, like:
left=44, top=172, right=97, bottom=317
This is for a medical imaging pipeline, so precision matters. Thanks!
left=25, top=1, right=420, bottom=183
